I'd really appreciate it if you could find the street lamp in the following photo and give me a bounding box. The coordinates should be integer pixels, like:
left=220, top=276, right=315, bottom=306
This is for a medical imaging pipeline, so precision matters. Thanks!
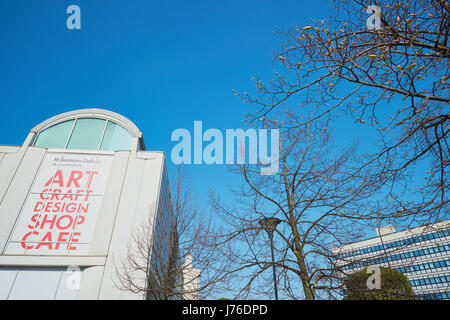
left=259, top=217, right=281, bottom=300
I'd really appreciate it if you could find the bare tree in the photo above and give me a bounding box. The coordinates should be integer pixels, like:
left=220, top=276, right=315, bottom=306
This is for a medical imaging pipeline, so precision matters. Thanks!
left=115, top=166, right=225, bottom=300
left=210, top=113, right=384, bottom=300
left=238, top=0, right=449, bottom=225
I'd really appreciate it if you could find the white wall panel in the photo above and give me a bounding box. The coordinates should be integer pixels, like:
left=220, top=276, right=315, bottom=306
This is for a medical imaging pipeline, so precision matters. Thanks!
left=8, top=268, right=63, bottom=300
left=0, top=147, right=46, bottom=252
left=0, top=268, right=18, bottom=299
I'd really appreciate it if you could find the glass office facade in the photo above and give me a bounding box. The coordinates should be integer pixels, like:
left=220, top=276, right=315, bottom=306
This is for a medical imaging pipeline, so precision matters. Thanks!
left=146, top=169, right=182, bottom=300
left=333, top=222, right=450, bottom=300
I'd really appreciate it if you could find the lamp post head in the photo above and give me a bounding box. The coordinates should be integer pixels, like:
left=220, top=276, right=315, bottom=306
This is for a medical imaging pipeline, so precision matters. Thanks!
left=259, top=217, right=282, bottom=231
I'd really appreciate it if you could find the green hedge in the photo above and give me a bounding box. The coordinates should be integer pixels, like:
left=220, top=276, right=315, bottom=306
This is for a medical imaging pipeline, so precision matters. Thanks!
left=343, top=267, right=416, bottom=300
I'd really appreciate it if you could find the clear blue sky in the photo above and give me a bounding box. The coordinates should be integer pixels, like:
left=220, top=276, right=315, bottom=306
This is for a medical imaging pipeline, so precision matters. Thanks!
left=1, top=0, right=431, bottom=231
left=0, top=0, right=337, bottom=198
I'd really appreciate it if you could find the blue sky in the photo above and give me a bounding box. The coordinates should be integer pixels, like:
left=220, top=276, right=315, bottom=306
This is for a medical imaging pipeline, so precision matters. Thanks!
left=1, top=0, right=433, bottom=234
left=0, top=0, right=337, bottom=199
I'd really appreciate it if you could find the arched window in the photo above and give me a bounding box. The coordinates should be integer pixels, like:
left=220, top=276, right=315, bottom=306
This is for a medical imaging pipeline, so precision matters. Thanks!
left=33, top=117, right=133, bottom=151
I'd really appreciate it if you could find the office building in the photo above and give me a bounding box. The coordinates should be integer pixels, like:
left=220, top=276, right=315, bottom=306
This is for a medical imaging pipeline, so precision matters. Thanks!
left=332, top=220, right=450, bottom=300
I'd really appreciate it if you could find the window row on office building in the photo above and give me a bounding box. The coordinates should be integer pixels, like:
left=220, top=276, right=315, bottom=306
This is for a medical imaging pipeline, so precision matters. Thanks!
left=341, top=244, right=450, bottom=271
left=337, top=229, right=450, bottom=259
left=410, top=274, right=450, bottom=287
left=417, top=291, right=450, bottom=300
left=396, top=259, right=449, bottom=274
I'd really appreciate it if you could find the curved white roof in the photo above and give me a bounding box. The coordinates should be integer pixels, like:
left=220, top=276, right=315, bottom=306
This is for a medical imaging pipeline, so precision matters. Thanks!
left=30, top=108, right=142, bottom=138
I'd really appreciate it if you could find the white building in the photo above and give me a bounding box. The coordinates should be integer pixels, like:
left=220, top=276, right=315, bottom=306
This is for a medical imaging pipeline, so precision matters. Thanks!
left=0, top=108, right=177, bottom=299
left=182, top=252, right=201, bottom=300
left=332, top=220, right=450, bottom=300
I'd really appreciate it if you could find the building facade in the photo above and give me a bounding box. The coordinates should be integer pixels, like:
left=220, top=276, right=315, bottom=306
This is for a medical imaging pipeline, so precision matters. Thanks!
left=0, top=108, right=177, bottom=299
left=332, top=220, right=450, bottom=300
left=182, top=252, right=201, bottom=300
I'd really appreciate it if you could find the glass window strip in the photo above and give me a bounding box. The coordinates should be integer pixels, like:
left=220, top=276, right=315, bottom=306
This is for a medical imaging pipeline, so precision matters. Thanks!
left=63, top=117, right=77, bottom=149
left=97, top=120, right=109, bottom=151
left=34, top=117, right=133, bottom=151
